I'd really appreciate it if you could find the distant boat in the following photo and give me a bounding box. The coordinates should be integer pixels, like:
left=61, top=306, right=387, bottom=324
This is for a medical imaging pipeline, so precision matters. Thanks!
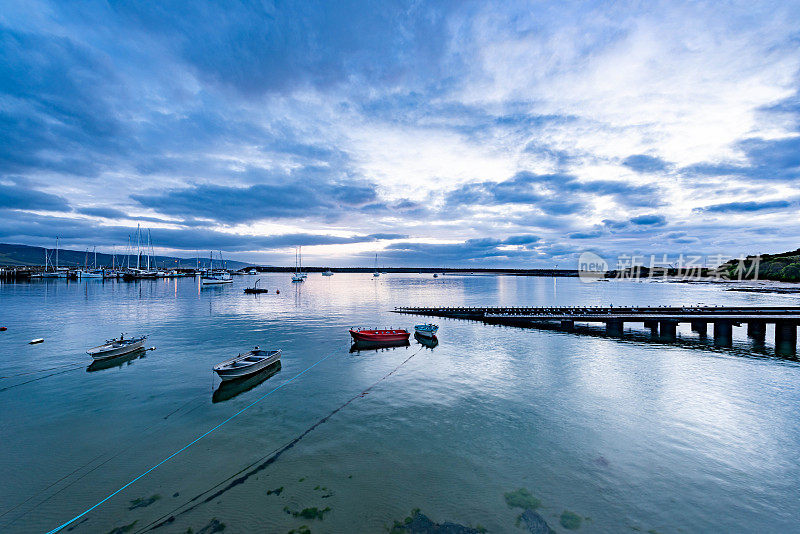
left=246, top=269, right=257, bottom=275
left=322, top=268, right=334, bottom=276
left=86, top=334, right=147, bottom=360
left=291, top=246, right=304, bottom=282
left=36, top=237, right=67, bottom=278
left=414, top=324, right=439, bottom=338
left=349, top=328, right=410, bottom=343
left=78, top=269, right=105, bottom=278
left=201, top=251, right=233, bottom=285
left=433, top=273, right=438, bottom=278
left=373, top=253, right=380, bottom=277
left=244, top=278, right=269, bottom=294
left=213, top=348, right=282, bottom=381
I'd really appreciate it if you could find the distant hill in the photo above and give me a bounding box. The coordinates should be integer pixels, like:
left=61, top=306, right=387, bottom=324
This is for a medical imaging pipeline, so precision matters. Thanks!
left=0, top=243, right=253, bottom=269
left=722, top=248, right=800, bottom=282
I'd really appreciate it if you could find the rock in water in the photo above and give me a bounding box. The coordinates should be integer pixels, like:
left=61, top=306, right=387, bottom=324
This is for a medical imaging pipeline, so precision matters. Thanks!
left=520, top=509, right=556, bottom=534
left=392, top=510, right=482, bottom=534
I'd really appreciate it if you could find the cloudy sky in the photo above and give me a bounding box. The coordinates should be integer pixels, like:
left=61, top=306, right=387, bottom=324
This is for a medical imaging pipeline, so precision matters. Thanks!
left=1, top=1, right=799, bottom=267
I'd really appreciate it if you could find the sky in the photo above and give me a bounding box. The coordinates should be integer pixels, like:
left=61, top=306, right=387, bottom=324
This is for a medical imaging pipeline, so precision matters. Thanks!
left=1, top=0, right=799, bottom=267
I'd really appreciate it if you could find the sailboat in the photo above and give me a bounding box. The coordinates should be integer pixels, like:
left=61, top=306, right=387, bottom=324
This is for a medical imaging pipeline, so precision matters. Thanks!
left=79, top=246, right=105, bottom=278
left=373, top=253, right=380, bottom=277
left=37, top=237, right=68, bottom=278
left=299, top=246, right=307, bottom=278
left=322, top=268, right=334, bottom=276
left=291, top=247, right=304, bottom=282
left=201, top=251, right=233, bottom=285
left=122, top=225, right=158, bottom=279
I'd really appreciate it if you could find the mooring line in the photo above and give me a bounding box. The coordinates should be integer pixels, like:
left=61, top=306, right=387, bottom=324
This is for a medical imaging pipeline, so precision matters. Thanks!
left=0, top=361, right=85, bottom=379
left=136, top=346, right=425, bottom=533
left=0, top=366, right=83, bottom=392
left=1, top=385, right=208, bottom=525
left=43, top=350, right=339, bottom=534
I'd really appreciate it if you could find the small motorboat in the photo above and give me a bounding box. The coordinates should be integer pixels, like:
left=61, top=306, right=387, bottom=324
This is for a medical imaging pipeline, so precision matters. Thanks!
left=349, top=328, right=410, bottom=343
left=87, top=334, right=147, bottom=360
left=243, top=279, right=269, bottom=294
left=201, top=271, right=233, bottom=285
left=213, top=347, right=282, bottom=381
left=414, top=324, right=439, bottom=338
left=29, top=338, right=44, bottom=345
left=322, top=269, right=334, bottom=276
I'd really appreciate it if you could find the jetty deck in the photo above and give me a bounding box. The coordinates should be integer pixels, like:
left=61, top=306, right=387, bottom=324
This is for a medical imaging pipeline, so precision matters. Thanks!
left=394, top=306, right=800, bottom=354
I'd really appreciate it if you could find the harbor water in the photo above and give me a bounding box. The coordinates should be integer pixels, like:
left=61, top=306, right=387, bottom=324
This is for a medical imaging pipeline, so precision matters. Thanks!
left=1, top=274, right=799, bottom=533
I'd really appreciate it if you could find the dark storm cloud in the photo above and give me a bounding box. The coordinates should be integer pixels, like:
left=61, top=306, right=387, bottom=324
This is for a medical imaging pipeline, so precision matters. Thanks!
left=0, top=184, right=71, bottom=212
left=379, top=234, right=545, bottom=264
left=445, top=171, right=661, bottom=216
left=111, top=1, right=456, bottom=97
left=0, top=211, right=398, bottom=251
left=75, top=207, right=129, bottom=219
left=682, top=135, right=800, bottom=182
left=693, top=200, right=795, bottom=213
left=629, top=214, right=667, bottom=226
left=131, top=179, right=381, bottom=224
left=622, top=154, right=670, bottom=173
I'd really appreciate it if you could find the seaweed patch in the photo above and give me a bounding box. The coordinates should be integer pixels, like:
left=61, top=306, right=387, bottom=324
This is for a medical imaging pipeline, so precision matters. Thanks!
left=503, top=488, right=541, bottom=510
left=129, top=494, right=161, bottom=510
left=283, top=506, right=331, bottom=520
left=559, top=510, right=582, bottom=530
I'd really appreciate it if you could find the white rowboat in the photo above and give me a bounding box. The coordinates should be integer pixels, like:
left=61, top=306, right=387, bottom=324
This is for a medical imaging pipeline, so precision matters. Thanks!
left=213, top=348, right=282, bottom=381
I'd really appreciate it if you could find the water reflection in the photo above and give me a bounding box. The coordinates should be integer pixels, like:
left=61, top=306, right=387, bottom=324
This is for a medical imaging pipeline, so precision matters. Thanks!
left=349, top=339, right=411, bottom=353
left=212, top=361, right=282, bottom=403
left=414, top=332, right=439, bottom=349
left=86, top=349, right=147, bottom=372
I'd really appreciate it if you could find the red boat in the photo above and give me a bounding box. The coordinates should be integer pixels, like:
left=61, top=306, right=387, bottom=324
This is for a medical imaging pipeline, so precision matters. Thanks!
left=349, top=328, right=410, bottom=343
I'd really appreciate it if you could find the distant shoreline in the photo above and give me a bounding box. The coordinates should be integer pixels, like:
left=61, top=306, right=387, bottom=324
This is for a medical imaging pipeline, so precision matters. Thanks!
left=240, top=267, right=581, bottom=276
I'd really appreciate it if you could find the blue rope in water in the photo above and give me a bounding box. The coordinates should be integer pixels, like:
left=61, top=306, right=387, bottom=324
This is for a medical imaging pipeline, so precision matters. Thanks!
left=44, top=351, right=337, bottom=534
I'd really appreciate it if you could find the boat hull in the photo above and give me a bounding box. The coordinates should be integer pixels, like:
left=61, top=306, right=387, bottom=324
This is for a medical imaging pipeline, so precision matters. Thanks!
left=202, top=278, right=233, bottom=285
left=214, top=350, right=282, bottom=381
left=349, top=329, right=410, bottom=343
left=414, top=325, right=439, bottom=338
left=87, top=338, right=146, bottom=360
left=414, top=329, right=438, bottom=338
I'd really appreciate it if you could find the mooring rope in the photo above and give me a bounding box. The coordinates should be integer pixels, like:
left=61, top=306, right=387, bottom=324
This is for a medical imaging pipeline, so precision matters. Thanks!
left=136, top=345, right=425, bottom=533
left=0, top=361, right=85, bottom=379
left=1, top=386, right=207, bottom=525
left=0, top=366, right=84, bottom=392
left=43, top=349, right=339, bottom=534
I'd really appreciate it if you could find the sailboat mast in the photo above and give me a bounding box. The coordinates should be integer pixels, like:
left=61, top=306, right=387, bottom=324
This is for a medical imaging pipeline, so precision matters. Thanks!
left=55, top=237, right=59, bottom=271
left=136, top=224, right=141, bottom=270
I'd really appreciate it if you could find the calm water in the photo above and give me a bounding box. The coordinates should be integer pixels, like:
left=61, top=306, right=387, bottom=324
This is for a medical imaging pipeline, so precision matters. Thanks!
left=1, top=274, right=799, bottom=533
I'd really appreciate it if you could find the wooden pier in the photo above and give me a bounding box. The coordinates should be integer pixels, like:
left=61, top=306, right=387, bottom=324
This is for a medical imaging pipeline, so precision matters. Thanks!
left=394, top=306, right=800, bottom=354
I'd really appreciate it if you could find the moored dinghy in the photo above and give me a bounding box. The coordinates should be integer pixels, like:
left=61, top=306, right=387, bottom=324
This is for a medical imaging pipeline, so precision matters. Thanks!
left=214, top=347, right=282, bottom=381
left=87, top=334, right=147, bottom=360
left=414, top=323, right=439, bottom=338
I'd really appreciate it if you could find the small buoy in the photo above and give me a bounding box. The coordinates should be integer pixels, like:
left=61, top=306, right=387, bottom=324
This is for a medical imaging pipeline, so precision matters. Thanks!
left=0, top=326, right=7, bottom=331
left=276, top=289, right=280, bottom=294
left=29, top=338, right=44, bottom=344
